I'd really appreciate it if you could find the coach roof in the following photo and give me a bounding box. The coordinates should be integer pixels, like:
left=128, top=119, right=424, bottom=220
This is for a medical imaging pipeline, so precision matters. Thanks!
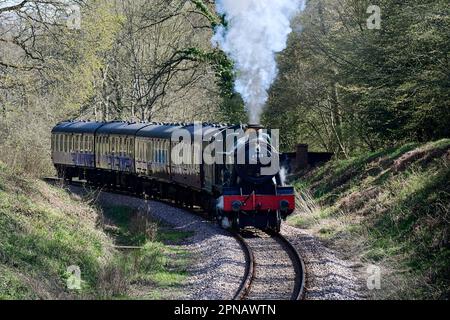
left=96, top=122, right=150, bottom=136
left=52, top=121, right=105, bottom=134
left=136, top=124, right=184, bottom=139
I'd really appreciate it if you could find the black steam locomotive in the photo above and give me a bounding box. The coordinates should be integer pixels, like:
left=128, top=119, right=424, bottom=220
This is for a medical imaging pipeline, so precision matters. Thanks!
left=51, top=121, right=295, bottom=232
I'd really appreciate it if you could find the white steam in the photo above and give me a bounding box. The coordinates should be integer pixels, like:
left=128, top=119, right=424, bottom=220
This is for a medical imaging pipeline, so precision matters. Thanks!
left=212, top=0, right=304, bottom=124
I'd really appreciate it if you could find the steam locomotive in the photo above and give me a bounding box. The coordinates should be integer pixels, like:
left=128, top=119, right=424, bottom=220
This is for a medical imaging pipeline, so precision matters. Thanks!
left=51, top=121, right=295, bottom=233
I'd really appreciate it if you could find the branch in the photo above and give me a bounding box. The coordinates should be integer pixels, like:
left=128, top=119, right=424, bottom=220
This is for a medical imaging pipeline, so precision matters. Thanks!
left=0, top=0, right=29, bottom=14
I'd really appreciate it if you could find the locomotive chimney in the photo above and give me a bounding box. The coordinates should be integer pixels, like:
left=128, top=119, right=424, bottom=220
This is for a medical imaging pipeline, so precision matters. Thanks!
left=246, top=124, right=264, bottom=134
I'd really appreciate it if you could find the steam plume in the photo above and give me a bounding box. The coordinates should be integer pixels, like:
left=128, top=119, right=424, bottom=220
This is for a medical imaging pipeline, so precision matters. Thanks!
left=212, top=0, right=304, bottom=124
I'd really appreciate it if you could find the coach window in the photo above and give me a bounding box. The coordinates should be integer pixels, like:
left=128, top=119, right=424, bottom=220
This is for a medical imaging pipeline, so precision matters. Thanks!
left=100, top=137, right=104, bottom=156
left=80, top=136, right=84, bottom=153
left=110, top=137, right=113, bottom=154
left=136, top=140, right=139, bottom=160
left=158, top=141, right=162, bottom=163
left=136, top=140, right=140, bottom=160
left=147, top=141, right=152, bottom=163
left=111, top=137, right=115, bottom=154
left=110, top=137, right=114, bottom=154
left=64, top=135, right=68, bottom=153
left=145, top=141, right=152, bottom=162
left=142, top=141, right=146, bottom=162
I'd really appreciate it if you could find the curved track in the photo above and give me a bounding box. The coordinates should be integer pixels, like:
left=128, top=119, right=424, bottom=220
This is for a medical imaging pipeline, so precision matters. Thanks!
left=45, top=178, right=305, bottom=301
left=234, top=229, right=305, bottom=301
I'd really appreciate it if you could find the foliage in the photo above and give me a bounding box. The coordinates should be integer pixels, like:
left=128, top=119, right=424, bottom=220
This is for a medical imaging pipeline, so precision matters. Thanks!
left=265, top=0, right=450, bottom=155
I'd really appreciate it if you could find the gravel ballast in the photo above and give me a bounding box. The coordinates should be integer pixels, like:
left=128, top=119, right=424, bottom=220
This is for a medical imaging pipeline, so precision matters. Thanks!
left=282, top=225, right=366, bottom=300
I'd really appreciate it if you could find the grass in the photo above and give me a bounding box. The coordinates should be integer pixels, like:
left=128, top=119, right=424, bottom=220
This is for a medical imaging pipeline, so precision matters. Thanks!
left=98, top=205, right=192, bottom=299
left=0, top=162, right=192, bottom=300
left=289, top=139, right=450, bottom=299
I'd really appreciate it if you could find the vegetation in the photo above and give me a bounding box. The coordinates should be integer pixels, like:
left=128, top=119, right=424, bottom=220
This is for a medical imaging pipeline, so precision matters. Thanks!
left=0, top=0, right=448, bottom=301
left=0, top=162, right=191, bottom=299
left=289, top=139, right=450, bottom=299
left=265, top=0, right=449, bottom=155
left=0, top=0, right=241, bottom=175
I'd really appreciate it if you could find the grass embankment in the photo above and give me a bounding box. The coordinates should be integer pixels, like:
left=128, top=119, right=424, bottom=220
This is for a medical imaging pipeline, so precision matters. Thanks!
left=289, top=140, right=450, bottom=299
left=0, top=162, right=191, bottom=300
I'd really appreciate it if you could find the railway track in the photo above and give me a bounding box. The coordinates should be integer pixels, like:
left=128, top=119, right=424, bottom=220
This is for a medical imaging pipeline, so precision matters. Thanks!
left=234, top=229, right=305, bottom=300
left=45, top=177, right=305, bottom=301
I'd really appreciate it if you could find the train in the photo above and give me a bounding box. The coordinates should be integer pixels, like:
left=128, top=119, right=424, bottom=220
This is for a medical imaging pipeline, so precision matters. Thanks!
left=51, top=121, right=296, bottom=233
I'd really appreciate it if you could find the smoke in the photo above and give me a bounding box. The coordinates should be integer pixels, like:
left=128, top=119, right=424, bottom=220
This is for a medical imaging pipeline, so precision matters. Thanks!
left=212, top=0, right=304, bottom=124
left=279, top=166, right=289, bottom=186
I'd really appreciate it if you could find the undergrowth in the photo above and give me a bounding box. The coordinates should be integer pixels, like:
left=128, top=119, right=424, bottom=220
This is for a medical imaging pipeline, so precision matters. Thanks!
left=289, top=139, right=450, bottom=299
